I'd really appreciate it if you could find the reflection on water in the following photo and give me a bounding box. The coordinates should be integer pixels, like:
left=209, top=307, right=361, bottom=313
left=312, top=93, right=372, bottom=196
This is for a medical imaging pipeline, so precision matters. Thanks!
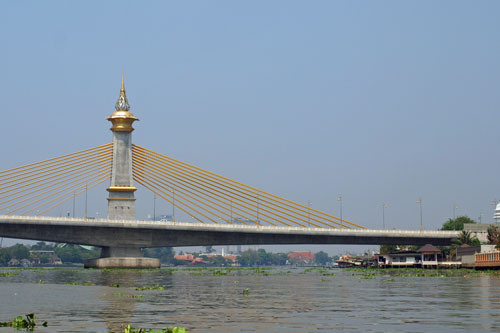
left=1, top=267, right=500, bottom=332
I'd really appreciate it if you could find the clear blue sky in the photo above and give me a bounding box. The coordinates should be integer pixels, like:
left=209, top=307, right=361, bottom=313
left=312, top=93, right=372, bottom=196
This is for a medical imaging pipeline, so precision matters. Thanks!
left=1, top=1, right=500, bottom=252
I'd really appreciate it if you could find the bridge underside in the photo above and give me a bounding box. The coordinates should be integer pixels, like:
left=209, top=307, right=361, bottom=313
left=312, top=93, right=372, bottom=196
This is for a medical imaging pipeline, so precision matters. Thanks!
left=0, top=217, right=457, bottom=249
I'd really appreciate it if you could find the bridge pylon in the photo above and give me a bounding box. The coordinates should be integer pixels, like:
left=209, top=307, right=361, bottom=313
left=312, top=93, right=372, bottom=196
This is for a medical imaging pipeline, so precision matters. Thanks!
left=84, top=76, right=160, bottom=269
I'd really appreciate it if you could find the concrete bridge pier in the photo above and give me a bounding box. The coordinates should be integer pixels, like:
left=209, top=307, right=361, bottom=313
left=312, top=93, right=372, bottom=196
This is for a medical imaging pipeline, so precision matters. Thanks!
left=85, top=76, right=160, bottom=269
left=84, top=247, right=159, bottom=269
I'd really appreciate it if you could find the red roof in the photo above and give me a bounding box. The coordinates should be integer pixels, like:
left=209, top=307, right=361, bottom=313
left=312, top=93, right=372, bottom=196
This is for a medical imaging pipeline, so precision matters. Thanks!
left=417, top=244, right=441, bottom=253
left=288, top=251, right=315, bottom=261
left=174, top=254, right=195, bottom=261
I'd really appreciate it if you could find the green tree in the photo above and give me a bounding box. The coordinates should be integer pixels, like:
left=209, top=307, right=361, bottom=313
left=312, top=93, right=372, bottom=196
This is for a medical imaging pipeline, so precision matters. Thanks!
left=54, top=245, right=100, bottom=263
left=204, top=246, right=214, bottom=253
left=9, top=244, right=30, bottom=260
left=441, top=216, right=476, bottom=231
left=314, top=251, right=330, bottom=266
left=257, top=249, right=273, bottom=265
left=31, top=242, right=53, bottom=251
left=142, top=247, right=176, bottom=264
left=239, top=249, right=259, bottom=266
left=379, top=245, right=398, bottom=254
left=0, top=248, right=11, bottom=266
left=273, top=253, right=289, bottom=265
left=453, top=230, right=480, bottom=246
left=487, top=226, right=499, bottom=245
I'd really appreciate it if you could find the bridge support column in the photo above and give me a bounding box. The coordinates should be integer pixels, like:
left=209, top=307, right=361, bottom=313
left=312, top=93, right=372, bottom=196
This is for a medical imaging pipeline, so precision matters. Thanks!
left=84, top=76, right=160, bottom=269
left=84, top=247, right=160, bottom=269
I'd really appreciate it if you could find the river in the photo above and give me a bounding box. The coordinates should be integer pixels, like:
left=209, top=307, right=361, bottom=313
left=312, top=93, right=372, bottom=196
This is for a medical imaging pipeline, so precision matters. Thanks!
left=1, top=267, right=500, bottom=332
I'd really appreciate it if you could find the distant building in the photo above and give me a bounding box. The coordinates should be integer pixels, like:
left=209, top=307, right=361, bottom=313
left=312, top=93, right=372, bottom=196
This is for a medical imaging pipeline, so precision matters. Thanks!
left=8, top=259, right=20, bottom=267
left=288, top=251, right=315, bottom=265
left=29, top=250, right=62, bottom=265
left=174, top=253, right=205, bottom=264
left=418, top=244, right=441, bottom=268
left=377, top=244, right=459, bottom=268
left=378, top=250, right=421, bottom=267
left=456, top=244, right=497, bottom=267
left=464, top=224, right=495, bottom=243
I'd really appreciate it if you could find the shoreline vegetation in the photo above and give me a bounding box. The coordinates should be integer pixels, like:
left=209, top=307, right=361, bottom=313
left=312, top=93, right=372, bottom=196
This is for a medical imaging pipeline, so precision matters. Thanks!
left=0, top=242, right=336, bottom=267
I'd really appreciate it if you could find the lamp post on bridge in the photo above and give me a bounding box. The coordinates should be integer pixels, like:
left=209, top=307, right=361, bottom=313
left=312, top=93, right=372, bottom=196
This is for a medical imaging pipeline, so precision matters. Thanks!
left=153, top=194, right=156, bottom=221
left=172, top=189, right=175, bottom=223
left=84, top=183, right=88, bottom=222
left=417, top=198, right=423, bottom=231
left=382, top=202, right=387, bottom=229
left=338, top=195, right=343, bottom=222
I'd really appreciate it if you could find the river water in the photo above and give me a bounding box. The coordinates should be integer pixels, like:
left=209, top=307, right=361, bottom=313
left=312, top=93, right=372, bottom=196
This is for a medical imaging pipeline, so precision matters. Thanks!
left=1, top=266, right=500, bottom=332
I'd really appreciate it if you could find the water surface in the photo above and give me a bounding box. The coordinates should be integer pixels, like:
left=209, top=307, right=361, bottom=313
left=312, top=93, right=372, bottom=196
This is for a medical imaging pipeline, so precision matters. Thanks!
left=1, top=267, right=500, bottom=332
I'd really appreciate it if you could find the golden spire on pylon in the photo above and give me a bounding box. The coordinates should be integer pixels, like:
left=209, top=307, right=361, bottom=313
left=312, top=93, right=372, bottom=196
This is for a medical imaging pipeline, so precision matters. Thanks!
left=115, top=72, right=131, bottom=112
left=107, top=73, right=138, bottom=132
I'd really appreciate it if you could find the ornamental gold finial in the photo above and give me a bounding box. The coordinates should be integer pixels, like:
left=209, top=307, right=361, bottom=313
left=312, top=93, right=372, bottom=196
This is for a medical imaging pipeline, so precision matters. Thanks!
left=115, top=73, right=130, bottom=112
left=107, top=74, right=138, bottom=132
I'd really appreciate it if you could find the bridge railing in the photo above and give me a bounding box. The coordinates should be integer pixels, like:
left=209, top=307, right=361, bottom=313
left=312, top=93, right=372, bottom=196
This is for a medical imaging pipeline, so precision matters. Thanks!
left=0, top=214, right=459, bottom=236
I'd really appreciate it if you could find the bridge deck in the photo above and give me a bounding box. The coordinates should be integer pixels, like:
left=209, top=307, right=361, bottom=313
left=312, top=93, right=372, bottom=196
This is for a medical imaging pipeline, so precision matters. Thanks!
left=0, top=215, right=459, bottom=247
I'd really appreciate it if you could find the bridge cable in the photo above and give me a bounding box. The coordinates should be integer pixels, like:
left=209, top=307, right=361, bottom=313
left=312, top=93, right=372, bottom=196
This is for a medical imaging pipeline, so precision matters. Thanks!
left=134, top=145, right=363, bottom=229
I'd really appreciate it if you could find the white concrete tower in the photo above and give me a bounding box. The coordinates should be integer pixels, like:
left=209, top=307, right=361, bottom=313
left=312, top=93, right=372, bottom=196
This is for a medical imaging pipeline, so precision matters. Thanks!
left=84, top=76, right=160, bottom=268
left=494, top=203, right=500, bottom=223
left=106, top=75, right=138, bottom=220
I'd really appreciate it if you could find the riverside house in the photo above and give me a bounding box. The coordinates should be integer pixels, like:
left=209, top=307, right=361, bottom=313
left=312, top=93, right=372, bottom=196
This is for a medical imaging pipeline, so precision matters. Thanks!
left=377, top=244, right=456, bottom=268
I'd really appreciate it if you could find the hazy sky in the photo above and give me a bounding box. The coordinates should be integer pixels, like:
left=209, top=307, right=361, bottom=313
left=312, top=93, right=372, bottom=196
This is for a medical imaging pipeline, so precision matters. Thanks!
left=1, top=2, right=500, bottom=252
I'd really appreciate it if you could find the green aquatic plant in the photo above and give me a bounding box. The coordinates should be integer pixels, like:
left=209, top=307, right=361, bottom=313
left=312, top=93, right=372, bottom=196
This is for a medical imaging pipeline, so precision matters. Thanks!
left=0, top=313, right=47, bottom=330
left=135, top=284, right=165, bottom=291
left=242, top=288, right=250, bottom=296
left=124, top=324, right=187, bottom=333
left=65, top=281, right=95, bottom=286
left=0, top=272, right=19, bottom=277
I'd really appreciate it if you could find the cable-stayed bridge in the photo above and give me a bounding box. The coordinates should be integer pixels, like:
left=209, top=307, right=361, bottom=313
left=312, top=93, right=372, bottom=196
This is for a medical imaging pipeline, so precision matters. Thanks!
left=0, top=77, right=458, bottom=268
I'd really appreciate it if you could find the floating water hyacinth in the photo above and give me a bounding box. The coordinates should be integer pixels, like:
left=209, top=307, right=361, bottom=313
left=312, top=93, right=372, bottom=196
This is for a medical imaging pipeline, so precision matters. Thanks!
left=0, top=313, right=47, bottom=330
left=124, top=324, right=187, bottom=333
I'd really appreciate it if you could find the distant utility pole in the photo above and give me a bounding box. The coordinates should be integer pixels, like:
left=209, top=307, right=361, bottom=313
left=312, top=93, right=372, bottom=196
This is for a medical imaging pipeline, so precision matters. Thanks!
left=491, top=200, right=498, bottom=215
left=172, top=189, right=175, bottom=223
left=84, top=184, right=88, bottom=221
left=257, top=194, right=259, bottom=223
left=338, top=195, right=343, bottom=222
left=382, top=202, right=388, bottom=229
left=417, top=198, right=423, bottom=231
left=153, top=194, right=156, bottom=221
left=453, top=204, right=458, bottom=219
